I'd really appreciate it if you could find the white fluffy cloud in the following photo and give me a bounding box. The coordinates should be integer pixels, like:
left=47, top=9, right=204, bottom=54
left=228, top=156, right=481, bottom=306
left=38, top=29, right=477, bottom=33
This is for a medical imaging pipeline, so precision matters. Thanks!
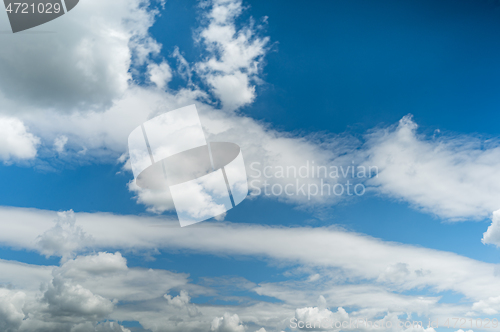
left=211, top=313, right=246, bottom=332
left=164, top=290, right=200, bottom=317
left=36, top=210, right=94, bottom=260
left=0, top=117, right=39, bottom=162
left=0, top=0, right=162, bottom=165
left=42, top=276, right=114, bottom=320
left=206, top=72, right=255, bottom=111
left=0, top=289, right=25, bottom=332
left=196, top=0, right=269, bottom=110
left=0, top=251, right=196, bottom=331
left=148, top=61, right=173, bottom=89
left=0, top=0, right=271, bottom=165
left=471, top=295, right=500, bottom=315
left=365, top=115, right=500, bottom=220
left=0, top=0, right=160, bottom=111
left=482, top=209, right=500, bottom=247
left=294, top=306, right=348, bottom=329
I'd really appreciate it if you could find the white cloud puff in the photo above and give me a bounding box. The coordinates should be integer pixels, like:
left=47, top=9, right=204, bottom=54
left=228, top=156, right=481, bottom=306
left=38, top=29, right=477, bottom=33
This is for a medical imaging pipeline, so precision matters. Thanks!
left=36, top=210, right=94, bottom=261
left=0, top=251, right=195, bottom=331
left=482, top=209, right=500, bottom=247
left=0, top=288, right=26, bottom=332
left=0, top=117, right=39, bottom=162
left=148, top=61, right=173, bottom=89
left=196, top=0, right=269, bottom=110
left=211, top=313, right=246, bottom=332
left=42, top=276, right=114, bottom=320
left=294, top=306, right=348, bottom=329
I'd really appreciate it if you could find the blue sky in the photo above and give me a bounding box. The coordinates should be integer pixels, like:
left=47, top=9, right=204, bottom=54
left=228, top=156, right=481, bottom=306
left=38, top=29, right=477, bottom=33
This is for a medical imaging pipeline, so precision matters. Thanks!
left=0, top=0, right=500, bottom=331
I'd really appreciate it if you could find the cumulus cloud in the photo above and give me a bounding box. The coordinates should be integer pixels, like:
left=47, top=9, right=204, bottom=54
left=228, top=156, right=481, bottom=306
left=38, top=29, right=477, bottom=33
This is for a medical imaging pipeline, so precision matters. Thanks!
left=0, top=0, right=272, bottom=163
left=482, top=209, right=500, bottom=247
left=0, top=0, right=161, bottom=111
left=164, top=290, right=191, bottom=308
left=196, top=0, right=269, bottom=110
left=206, top=72, right=255, bottom=111
left=148, top=61, right=173, bottom=89
left=36, top=210, right=93, bottom=260
left=294, top=306, right=348, bottom=329
left=0, top=239, right=473, bottom=332
left=0, top=251, right=195, bottom=331
left=42, top=276, right=114, bottom=320
left=58, top=251, right=128, bottom=276
left=0, top=0, right=167, bottom=166
left=164, top=290, right=201, bottom=317
left=211, top=313, right=246, bottom=332
left=0, top=117, right=39, bottom=162
left=0, top=288, right=26, bottom=332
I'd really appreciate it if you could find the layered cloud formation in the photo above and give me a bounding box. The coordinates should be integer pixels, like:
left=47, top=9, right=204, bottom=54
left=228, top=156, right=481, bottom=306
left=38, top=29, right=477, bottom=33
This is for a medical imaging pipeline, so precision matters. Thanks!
left=0, top=0, right=500, bottom=331
left=0, top=207, right=498, bottom=331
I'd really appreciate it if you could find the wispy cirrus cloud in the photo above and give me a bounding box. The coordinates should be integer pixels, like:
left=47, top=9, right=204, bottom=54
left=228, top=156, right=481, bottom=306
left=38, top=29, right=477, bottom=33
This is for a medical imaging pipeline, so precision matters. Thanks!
left=364, top=115, right=500, bottom=221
